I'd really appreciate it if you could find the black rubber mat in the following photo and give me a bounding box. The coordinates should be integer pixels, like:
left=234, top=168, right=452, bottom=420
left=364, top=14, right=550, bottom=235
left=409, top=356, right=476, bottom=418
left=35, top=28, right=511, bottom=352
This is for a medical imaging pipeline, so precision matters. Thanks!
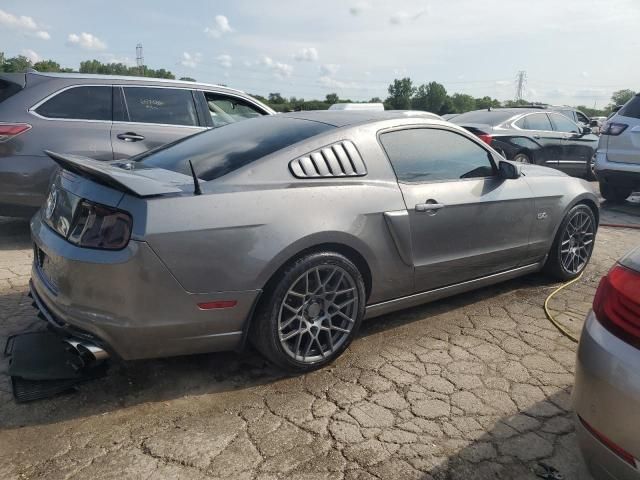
left=5, top=331, right=108, bottom=402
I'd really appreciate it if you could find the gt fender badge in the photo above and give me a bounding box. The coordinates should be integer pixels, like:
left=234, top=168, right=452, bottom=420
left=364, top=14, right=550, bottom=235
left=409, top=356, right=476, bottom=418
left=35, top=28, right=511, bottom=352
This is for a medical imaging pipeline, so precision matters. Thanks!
left=537, top=211, right=548, bottom=220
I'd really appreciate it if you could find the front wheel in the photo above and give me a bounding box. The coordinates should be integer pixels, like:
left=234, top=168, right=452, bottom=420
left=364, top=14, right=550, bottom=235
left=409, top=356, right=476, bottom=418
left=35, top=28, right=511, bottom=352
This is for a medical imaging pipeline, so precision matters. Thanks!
left=512, top=152, right=531, bottom=164
left=251, top=252, right=366, bottom=372
left=544, top=204, right=596, bottom=281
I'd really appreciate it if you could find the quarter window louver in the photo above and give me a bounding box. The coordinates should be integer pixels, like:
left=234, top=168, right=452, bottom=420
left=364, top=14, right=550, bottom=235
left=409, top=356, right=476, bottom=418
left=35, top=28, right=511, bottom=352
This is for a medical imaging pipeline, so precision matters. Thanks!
left=289, top=141, right=367, bottom=178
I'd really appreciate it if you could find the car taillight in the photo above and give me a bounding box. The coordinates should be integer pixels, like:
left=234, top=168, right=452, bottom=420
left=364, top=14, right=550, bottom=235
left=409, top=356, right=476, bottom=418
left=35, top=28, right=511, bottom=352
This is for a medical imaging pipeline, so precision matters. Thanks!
left=601, top=122, right=628, bottom=136
left=477, top=133, right=493, bottom=145
left=66, top=200, right=132, bottom=250
left=593, top=264, right=640, bottom=347
left=0, top=123, right=31, bottom=142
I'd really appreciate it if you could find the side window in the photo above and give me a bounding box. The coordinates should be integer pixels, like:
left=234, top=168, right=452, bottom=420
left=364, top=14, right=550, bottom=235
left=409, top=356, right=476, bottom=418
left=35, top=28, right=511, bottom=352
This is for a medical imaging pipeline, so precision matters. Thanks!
left=523, top=113, right=552, bottom=131
left=560, top=110, right=576, bottom=122
left=619, top=95, right=640, bottom=119
left=380, top=128, right=495, bottom=183
left=204, top=92, right=265, bottom=128
left=122, top=87, right=198, bottom=126
left=35, top=86, right=112, bottom=121
left=550, top=114, right=580, bottom=133
left=576, top=111, right=589, bottom=124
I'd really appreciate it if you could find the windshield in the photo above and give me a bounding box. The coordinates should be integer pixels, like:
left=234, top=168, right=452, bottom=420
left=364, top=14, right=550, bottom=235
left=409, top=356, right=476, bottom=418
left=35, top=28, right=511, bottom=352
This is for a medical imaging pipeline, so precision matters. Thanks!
left=451, top=111, right=517, bottom=126
left=134, top=116, right=334, bottom=181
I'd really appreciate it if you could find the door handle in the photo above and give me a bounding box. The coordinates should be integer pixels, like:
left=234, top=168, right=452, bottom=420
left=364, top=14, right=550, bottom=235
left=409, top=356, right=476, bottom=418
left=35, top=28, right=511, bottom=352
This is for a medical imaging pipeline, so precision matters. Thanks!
left=117, top=132, right=145, bottom=142
left=415, top=201, right=445, bottom=213
left=532, top=134, right=541, bottom=139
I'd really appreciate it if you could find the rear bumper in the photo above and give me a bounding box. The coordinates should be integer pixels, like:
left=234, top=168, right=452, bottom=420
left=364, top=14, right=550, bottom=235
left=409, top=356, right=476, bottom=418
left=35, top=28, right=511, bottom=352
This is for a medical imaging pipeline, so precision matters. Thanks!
left=573, top=310, right=640, bottom=479
left=595, top=151, right=640, bottom=188
left=30, top=213, right=260, bottom=360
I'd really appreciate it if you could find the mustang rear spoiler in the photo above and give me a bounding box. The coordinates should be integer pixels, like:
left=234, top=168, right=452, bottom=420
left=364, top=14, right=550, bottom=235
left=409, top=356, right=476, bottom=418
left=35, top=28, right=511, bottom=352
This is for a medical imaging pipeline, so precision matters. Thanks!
left=44, top=150, right=187, bottom=197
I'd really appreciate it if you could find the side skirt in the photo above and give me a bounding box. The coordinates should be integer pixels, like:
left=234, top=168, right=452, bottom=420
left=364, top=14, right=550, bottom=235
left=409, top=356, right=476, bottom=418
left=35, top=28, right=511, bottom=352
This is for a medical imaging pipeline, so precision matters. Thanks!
left=364, top=262, right=543, bottom=320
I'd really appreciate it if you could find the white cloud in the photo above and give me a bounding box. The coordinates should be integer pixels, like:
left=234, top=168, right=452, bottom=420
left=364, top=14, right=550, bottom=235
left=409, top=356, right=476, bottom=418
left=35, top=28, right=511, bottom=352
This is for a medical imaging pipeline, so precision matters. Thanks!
left=102, top=54, right=136, bottom=66
left=261, top=56, right=293, bottom=78
left=294, top=47, right=318, bottom=62
left=22, top=48, right=40, bottom=63
left=495, top=80, right=511, bottom=86
left=349, top=2, right=370, bottom=15
left=318, top=76, right=359, bottom=89
left=0, top=9, right=50, bottom=39
left=67, top=32, right=106, bottom=50
left=581, top=71, right=589, bottom=78
left=390, top=9, right=428, bottom=25
left=180, top=52, right=202, bottom=68
left=320, top=64, right=340, bottom=76
left=217, top=54, right=232, bottom=68
left=204, top=15, right=233, bottom=38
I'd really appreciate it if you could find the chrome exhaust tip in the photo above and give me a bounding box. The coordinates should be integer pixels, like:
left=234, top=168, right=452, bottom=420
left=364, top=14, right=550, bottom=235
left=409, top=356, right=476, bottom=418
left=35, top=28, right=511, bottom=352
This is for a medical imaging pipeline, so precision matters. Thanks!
left=64, top=339, right=109, bottom=363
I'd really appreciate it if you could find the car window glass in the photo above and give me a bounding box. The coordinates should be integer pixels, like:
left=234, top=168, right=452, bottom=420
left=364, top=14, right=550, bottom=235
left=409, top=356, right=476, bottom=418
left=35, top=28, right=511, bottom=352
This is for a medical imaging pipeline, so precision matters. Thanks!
left=576, top=112, right=589, bottom=124
left=524, top=113, right=552, bottom=131
left=204, top=92, right=265, bottom=127
left=550, top=114, right=580, bottom=133
left=514, top=117, right=525, bottom=128
left=36, top=86, right=112, bottom=121
left=380, top=128, right=495, bottom=183
left=560, top=110, right=575, bottom=121
left=619, top=95, right=640, bottom=119
left=122, top=87, right=198, bottom=126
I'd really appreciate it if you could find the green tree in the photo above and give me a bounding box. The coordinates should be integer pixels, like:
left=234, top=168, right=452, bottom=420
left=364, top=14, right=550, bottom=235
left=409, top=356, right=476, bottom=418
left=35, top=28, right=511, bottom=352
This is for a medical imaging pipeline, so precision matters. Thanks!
left=385, top=78, right=415, bottom=110
left=268, top=92, right=286, bottom=104
left=33, top=60, right=63, bottom=72
left=1, top=55, right=32, bottom=72
left=611, top=89, right=635, bottom=107
left=412, top=81, right=447, bottom=113
left=369, top=97, right=382, bottom=103
left=325, top=93, right=339, bottom=104
left=179, top=76, right=196, bottom=82
left=450, top=93, right=476, bottom=113
left=475, top=96, right=501, bottom=110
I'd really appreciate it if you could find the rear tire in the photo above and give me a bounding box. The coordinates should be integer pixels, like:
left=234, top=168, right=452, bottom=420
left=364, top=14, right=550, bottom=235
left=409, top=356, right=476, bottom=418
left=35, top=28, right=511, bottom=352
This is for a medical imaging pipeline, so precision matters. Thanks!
left=600, top=182, right=631, bottom=203
left=251, top=252, right=366, bottom=373
left=544, top=204, right=596, bottom=281
left=512, top=152, right=531, bottom=164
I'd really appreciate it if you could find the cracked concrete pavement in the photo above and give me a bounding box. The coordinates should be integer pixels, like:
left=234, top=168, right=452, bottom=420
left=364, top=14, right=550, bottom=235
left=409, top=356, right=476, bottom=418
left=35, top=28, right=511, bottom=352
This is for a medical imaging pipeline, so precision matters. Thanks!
left=1, top=194, right=639, bottom=480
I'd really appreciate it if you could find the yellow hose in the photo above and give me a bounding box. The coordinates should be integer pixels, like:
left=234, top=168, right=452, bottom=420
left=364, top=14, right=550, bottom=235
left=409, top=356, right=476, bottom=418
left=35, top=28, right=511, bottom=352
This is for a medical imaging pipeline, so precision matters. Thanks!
left=543, top=272, right=584, bottom=343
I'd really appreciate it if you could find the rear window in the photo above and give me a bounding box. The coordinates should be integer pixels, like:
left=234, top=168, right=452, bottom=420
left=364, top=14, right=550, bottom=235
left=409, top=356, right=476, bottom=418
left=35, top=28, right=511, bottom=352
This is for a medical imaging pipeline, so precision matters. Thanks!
left=36, top=86, right=112, bottom=121
left=134, top=116, right=334, bottom=181
left=619, top=95, right=640, bottom=120
left=0, top=79, right=23, bottom=103
left=451, top=110, right=516, bottom=126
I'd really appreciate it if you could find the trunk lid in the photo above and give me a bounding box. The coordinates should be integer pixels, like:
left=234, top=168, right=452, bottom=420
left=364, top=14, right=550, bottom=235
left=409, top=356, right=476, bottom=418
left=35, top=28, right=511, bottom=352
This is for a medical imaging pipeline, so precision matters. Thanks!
left=45, top=150, right=195, bottom=197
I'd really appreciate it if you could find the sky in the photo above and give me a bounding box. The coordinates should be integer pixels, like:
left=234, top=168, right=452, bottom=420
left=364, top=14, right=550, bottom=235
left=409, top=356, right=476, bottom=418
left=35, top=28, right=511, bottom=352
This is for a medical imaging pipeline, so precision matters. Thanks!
left=1, top=0, right=639, bottom=107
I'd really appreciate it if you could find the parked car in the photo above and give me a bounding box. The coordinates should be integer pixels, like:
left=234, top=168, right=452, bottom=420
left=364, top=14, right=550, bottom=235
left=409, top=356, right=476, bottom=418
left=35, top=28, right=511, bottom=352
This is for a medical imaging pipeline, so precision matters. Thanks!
left=328, top=103, right=384, bottom=111
left=0, top=71, right=274, bottom=217
left=594, top=94, right=640, bottom=202
left=30, top=110, right=598, bottom=372
left=547, top=105, right=592, bottom=128
left=573, top=246, right=640, bottom=479
left=452, top=108, right=599, bottom=178
left=442, top=113, right=460, bottom=121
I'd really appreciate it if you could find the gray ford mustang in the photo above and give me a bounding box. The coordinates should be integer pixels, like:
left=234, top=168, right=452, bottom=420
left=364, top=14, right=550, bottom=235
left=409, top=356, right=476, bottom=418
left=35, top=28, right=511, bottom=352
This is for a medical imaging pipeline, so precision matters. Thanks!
left=30, top=110, right=599, bottom=372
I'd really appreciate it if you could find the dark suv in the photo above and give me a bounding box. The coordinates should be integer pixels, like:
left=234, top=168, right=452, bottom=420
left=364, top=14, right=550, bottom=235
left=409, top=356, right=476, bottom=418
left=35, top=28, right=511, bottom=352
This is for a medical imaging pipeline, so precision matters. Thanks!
left=0, top=71, right=274, bottom=217
left=452, top=108, right=598, bottom=178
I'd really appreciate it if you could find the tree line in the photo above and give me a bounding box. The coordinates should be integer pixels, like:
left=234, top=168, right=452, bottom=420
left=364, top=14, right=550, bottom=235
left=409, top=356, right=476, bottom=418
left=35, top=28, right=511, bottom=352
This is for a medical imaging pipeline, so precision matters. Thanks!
left=0, top=52, right=633, bottom=116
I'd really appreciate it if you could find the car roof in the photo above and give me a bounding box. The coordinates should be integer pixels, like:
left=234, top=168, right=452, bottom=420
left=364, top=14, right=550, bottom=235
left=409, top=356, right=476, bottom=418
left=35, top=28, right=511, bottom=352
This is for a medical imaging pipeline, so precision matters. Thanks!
left=278, top=110, right=442, bottom=127
left=28, top=71, right=247, bottom=95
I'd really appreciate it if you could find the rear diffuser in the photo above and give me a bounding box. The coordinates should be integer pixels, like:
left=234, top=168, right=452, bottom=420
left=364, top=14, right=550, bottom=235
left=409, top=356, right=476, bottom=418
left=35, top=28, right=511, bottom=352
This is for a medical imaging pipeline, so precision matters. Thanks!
left=5, top=331, right=108, bottom=402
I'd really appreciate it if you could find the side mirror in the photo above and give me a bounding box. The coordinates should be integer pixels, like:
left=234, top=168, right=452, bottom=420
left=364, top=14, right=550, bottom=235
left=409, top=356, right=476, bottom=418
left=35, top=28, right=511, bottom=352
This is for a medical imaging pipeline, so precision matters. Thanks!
left=589, top=119, right=599, bottom=127
left=499, top=161, right=520, bottom=179
left=582, top=126, right=593, bottom=135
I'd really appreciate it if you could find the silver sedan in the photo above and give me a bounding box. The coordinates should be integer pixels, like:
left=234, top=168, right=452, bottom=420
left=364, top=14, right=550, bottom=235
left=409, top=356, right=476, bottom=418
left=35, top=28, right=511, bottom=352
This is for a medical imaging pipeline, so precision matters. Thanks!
left=30, top=110, right=598, bottom=371
left=574, top=246, right=640, bottom=479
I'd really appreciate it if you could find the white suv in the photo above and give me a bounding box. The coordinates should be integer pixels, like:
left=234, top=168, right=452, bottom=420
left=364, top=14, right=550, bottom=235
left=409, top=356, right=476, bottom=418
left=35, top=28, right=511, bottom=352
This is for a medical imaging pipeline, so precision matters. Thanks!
left=595, top=94, right=640, bottom=202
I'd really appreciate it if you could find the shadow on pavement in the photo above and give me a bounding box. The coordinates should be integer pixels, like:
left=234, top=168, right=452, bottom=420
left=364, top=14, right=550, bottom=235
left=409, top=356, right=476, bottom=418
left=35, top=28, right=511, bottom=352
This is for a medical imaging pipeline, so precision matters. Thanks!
left=0, top=217, right=31, bottom=251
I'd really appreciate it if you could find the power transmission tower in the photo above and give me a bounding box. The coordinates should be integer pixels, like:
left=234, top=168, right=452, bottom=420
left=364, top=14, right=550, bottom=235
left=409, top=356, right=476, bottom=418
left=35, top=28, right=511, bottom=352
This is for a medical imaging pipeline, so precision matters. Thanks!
left=515, top=70, right=527, bottom=102
left=136, top=43, right=144, bottom=76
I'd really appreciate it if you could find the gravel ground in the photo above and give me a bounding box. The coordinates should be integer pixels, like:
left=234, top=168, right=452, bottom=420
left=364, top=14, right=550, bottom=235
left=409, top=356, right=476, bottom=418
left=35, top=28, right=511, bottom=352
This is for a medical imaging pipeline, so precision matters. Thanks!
left=1, top=192, right=639, bottom=480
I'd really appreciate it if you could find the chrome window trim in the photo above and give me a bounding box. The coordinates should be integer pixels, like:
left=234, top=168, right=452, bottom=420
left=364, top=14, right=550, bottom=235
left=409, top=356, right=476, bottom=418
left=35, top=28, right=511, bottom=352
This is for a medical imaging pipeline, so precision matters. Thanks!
left=112, top=120, right=207, bottom=130
left=28, top=83, right=269, bottom=126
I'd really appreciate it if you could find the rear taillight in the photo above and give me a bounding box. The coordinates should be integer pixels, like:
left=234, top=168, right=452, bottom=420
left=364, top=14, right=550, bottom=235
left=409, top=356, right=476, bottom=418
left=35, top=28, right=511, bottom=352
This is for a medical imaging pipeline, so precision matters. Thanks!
left=0, top=123, right=31, bottom=142
left=593, top=264, right=640, bottom=347
left=477, top=133, right=493, bottom=145
left=601, top=122, right=628, bottom=136
left=67, top=200, right=132, bottom=250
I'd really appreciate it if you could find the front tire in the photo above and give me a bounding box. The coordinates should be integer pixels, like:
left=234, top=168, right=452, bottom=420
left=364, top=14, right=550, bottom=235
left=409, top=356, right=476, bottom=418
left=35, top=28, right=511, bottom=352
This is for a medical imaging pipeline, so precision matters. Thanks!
left=512, top=152, right=531, bottom=164
left=600, top=182, right=631, bottom=203
left=251, top=252, right=366, bottom=372
left=544, top=204, right=596, bottom=281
